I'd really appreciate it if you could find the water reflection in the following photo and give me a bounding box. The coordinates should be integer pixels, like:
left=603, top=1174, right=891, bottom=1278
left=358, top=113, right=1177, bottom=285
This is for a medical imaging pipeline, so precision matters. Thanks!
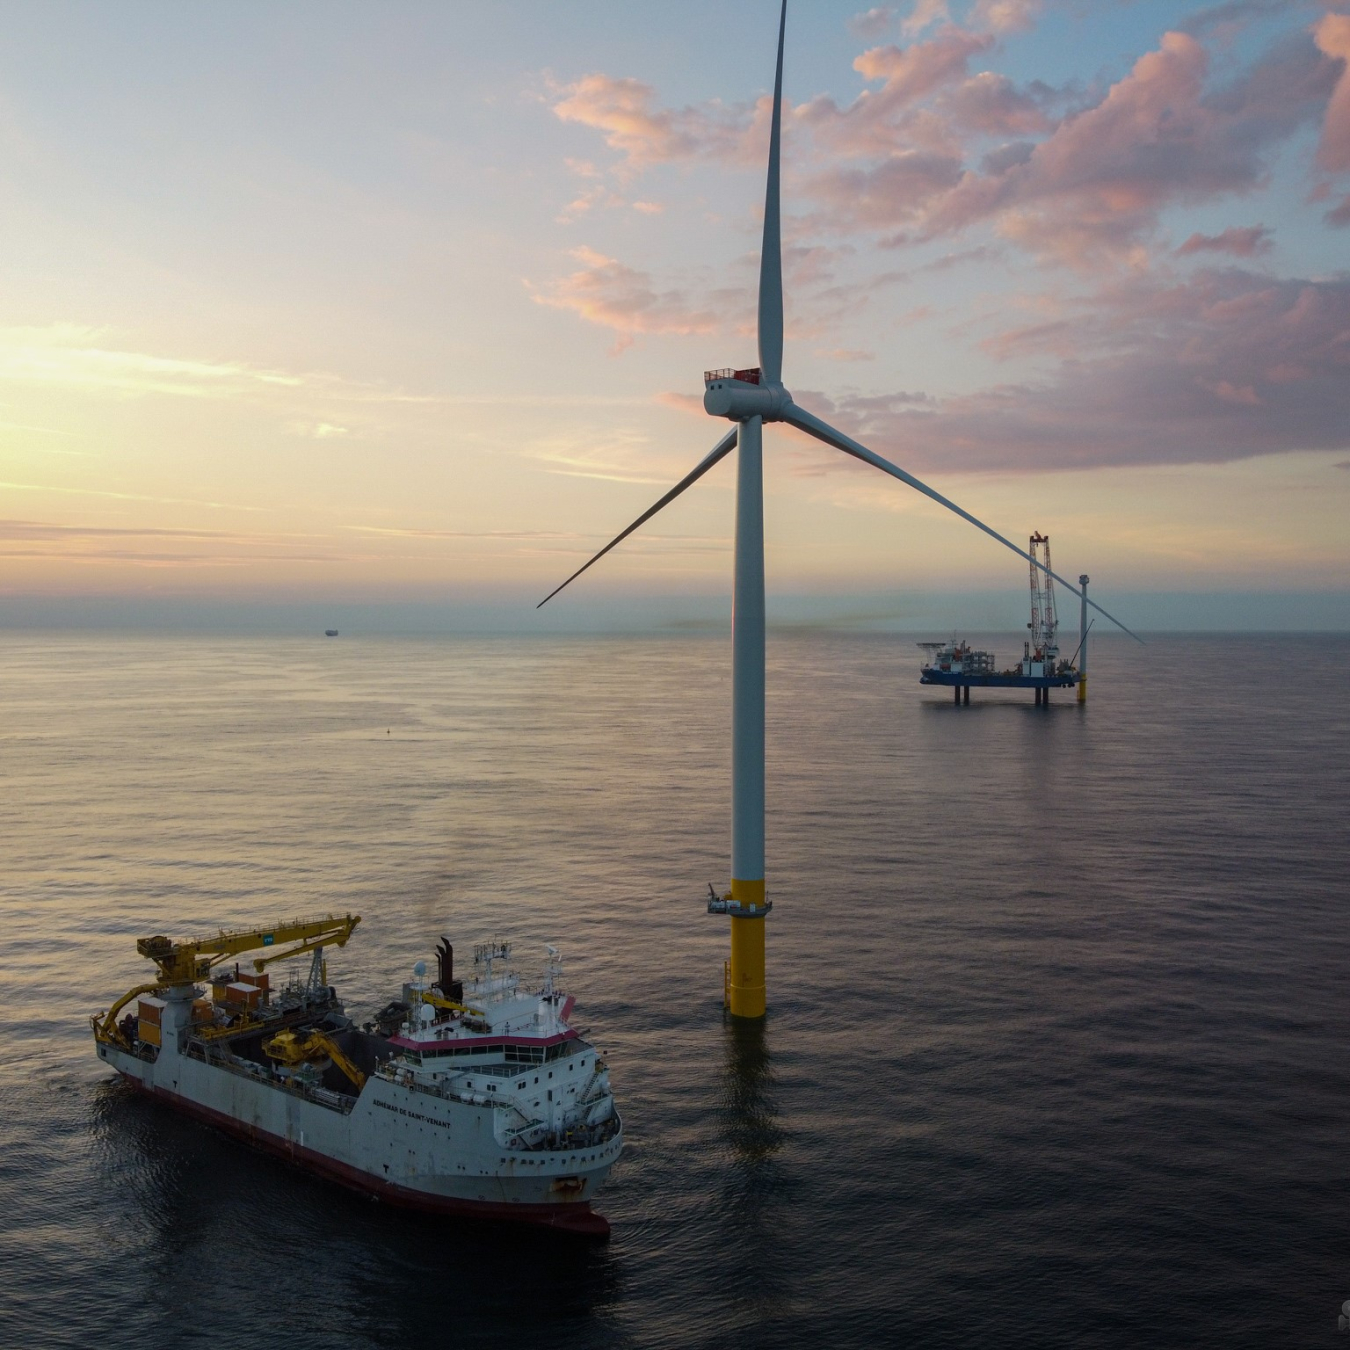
left=716, top=1018, right=790, bottom=1300
left=88, top=1076, right=626, bottom=1349
left=719, top=1018, right=783, bottom=1170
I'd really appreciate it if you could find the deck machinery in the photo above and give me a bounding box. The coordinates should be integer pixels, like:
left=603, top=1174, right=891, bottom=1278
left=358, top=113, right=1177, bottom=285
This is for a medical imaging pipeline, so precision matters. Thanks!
left=919, top=532, right=1087, bottom=705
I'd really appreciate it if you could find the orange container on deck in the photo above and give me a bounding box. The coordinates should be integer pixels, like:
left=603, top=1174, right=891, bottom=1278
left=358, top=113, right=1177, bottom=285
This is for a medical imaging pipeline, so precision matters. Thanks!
left=137, top=997, right=165, bottom=1025
left=138, top=1021, right=162, bottom=1047
left=238, top=972, right=269, bottom=992
left=223, top=982, right=261, bottom=1011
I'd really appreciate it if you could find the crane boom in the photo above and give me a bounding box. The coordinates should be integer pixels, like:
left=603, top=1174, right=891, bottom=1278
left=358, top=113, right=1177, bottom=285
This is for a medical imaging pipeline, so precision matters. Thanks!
left=91, top=981, right=163, bottom=1048
left=1028, top=532, right=1059, bottom=660
left=416, top=987, right=487, bottom=1020
left=250, top=929, right=349, bottom=974
left=134, top=914, right=361, bottom=987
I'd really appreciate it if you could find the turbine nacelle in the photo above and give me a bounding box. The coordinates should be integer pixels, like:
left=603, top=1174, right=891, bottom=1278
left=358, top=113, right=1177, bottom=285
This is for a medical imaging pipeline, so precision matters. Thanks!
left=703, top=367, right=792, bottom=423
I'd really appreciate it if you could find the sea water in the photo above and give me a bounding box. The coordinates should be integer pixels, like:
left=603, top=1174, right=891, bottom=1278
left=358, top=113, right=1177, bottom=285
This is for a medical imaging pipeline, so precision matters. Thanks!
left=0, top=631, right=1346, bottom=1349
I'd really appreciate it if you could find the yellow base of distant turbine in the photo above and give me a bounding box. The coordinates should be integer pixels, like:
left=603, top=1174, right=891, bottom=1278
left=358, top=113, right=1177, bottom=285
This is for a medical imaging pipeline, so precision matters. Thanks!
left=728, top=879, right=767, bottom=1019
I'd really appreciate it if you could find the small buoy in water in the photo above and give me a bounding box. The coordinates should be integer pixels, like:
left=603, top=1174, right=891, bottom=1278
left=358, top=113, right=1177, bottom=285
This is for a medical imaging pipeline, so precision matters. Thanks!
left=387, top=728, right=390, bottom=735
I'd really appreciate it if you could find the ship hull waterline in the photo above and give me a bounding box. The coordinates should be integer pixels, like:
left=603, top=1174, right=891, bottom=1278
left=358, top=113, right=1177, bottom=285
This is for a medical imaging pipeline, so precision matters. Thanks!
left=920, top=672, right=1079, bottom=690
left=117, top=1072, right=611, bottom=1235
left=98, top=1036, right=618, bottom=1239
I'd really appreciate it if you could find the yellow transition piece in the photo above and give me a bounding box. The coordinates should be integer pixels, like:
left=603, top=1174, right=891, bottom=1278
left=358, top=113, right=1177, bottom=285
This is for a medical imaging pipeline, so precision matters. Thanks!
left=728, top=878, right=767, bottom=1019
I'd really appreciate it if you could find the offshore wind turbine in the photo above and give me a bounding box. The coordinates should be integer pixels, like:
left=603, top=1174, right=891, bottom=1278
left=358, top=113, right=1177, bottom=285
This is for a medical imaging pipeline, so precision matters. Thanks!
left=539, top=1, right=1139, bottom=1019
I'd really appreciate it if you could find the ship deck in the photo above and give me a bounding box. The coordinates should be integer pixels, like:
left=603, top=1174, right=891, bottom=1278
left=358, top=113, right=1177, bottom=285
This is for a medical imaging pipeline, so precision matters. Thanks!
left=921, top=671, right=1079, bottom=689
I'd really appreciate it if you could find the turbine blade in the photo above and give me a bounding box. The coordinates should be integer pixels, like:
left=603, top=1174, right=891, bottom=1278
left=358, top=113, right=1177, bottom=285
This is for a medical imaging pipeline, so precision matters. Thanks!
left=784, top=403, right=1145, bottom=643
left=757, top=0, right=787, bottom=384
left=537, top=427, right=739, bottom=608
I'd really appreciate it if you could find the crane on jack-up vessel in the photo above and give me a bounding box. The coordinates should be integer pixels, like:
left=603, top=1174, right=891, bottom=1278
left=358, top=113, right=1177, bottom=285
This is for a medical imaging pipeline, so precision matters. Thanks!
left=1028, top=532, right=1059, bottom=670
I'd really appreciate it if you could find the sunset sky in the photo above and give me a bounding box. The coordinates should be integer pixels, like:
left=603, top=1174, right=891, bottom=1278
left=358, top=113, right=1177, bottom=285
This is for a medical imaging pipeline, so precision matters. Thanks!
left=2, top=0, right=1348, bottom=630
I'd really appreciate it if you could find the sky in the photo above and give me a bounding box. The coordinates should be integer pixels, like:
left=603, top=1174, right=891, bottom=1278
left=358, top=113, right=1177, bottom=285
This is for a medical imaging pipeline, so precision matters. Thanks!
left=1, top=0, right=1347, bottom=631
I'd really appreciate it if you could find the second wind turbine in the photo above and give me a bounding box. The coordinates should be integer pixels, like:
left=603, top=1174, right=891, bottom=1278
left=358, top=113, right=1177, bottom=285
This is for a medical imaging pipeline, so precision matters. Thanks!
left=539, top=1, right=1138, bottom=1020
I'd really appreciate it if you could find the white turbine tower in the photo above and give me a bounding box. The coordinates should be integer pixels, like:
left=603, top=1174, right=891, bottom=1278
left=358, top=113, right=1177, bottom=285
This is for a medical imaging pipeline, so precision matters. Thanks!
left=539, top=0, right=1139, bottom=1019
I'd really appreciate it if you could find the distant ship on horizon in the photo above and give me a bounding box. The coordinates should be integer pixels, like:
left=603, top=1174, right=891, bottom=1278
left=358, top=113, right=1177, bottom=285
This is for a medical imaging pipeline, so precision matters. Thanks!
left=324, top=629, right=339, bottom=637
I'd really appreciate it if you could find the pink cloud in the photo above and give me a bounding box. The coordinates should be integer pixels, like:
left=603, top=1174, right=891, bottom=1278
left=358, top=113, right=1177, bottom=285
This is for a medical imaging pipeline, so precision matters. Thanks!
left=1179, top=0, right=1291, bottom=42
left=816, top=347, right=876, bottom=361
left=552, top=75, right=751, bottom=170
left=796, top=268, right=1350, bottom=472
left=555, top=182, right=624, bottom=223
left=550, top=12, right=1341, bottom=272
left=533, top=237, right=905, bottom=354
left=852, top=33, right=985, bottom=97
left=1314, top=12, right=1350, bottom=172
left=786, top=27, right=1011, bottom=175
left=1176, top=224, right=1273, bottom=256
left=919, top=244, right=1002, bottom=271
left=902, top=1, right=949, bottom=38
left=768, top=27, right=1337, bottom=266
left=529, top=247, right=722, bottom=351
left=654, top=390, right=704, bottom=418
left=971, top=0, right=1042, bottom=36
left=911, top=30, right=1339, bottom=263
left=940, top=71, right=1052, bottom=136
left=804, top=150, right=965, bottom=233
left=848, top=8, right=896, bottom=41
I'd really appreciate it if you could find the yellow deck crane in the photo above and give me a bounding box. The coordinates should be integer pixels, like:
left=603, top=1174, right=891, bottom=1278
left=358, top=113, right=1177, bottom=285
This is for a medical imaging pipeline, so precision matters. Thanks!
left=414, top=987, right=487, bottom=1021
left=264, top=1028, right=366, bottom=1091
left=93, top=913, right=361, bottom=1049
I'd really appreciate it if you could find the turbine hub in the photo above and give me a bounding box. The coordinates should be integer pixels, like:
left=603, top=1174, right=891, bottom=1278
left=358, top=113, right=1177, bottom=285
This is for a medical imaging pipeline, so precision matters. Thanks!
left=703, top=368, right=792, bottom=423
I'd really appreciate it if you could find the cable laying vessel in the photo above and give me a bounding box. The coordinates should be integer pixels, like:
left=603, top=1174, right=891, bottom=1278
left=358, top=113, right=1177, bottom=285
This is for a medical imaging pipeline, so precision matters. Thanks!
left=91, top=915, right=622, bottom=1236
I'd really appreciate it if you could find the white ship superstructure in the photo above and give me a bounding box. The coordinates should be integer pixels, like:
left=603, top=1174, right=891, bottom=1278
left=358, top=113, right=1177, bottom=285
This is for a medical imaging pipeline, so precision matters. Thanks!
left=92, top=917, right=622, bottom=1236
